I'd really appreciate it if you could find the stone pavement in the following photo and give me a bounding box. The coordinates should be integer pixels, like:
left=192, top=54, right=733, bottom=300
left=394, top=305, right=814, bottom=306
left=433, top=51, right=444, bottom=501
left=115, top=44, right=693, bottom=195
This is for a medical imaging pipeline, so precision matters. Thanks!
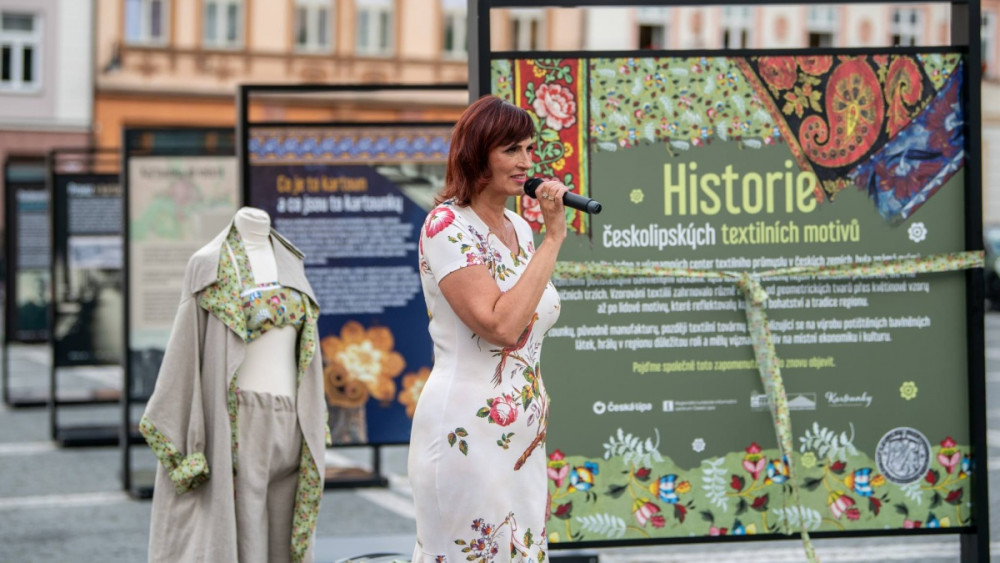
left=4, top=318, right=1000, bottom=562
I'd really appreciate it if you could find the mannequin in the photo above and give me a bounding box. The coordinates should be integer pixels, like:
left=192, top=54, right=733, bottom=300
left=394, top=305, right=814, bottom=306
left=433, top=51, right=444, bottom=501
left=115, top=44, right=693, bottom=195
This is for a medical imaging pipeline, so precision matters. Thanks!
left=233, top=207, right=298, bottom=399
left=140, top=205, right=327, bottom=563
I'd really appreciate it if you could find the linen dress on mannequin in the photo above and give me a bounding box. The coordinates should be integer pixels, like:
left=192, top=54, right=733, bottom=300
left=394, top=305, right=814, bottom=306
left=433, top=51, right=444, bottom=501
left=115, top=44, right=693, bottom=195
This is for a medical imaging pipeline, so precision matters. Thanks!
left=409, top=200, right=561, bottom=563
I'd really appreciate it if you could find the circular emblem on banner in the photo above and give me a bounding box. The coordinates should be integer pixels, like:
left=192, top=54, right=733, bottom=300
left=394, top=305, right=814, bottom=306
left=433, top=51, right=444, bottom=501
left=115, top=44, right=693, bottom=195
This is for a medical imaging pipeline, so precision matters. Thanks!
left=875, top=427, right=931, bottom=484
left=592, top=401, right=607, bottom=415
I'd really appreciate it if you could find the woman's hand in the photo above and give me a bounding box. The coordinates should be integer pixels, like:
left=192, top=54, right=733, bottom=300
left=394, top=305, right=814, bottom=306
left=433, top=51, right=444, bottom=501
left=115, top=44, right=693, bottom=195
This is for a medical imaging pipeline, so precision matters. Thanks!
left=532, top=179, right=569, bottom=244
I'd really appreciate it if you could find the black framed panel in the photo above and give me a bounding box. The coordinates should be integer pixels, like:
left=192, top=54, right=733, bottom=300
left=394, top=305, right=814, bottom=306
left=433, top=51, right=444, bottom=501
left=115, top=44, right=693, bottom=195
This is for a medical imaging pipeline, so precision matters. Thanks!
left=470, top=2, right=987, bottom=562
left=47, top=148, right=124, bottom=446
left=238, top=84, right=465, bottom=488
left=3, top=155, right=50, bottom=408
left=120, top=127, right=238, bottom=497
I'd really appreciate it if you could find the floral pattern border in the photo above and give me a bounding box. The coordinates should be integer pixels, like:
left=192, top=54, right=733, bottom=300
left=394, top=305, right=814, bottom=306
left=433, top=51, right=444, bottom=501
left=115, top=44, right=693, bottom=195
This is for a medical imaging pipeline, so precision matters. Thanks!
left=552, top=53, right=962, bottom=223
left=546, top=426, right=972, bottom=544
left=249, top=126, right=452, bottom=165
left=492, top=58, right=590, bottom=235
left=737, top=53, right=961, bottom=200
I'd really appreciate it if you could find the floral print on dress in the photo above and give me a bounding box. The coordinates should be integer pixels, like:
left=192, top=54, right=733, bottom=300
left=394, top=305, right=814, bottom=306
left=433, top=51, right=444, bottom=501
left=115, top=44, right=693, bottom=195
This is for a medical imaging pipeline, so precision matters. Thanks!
left=412, top=201, right=561, bottom=561
left=455, top=514, right=545, bottom=563
left=472, top=311, right=548, bottom=470
left=425, top=205, right=456, bottom=238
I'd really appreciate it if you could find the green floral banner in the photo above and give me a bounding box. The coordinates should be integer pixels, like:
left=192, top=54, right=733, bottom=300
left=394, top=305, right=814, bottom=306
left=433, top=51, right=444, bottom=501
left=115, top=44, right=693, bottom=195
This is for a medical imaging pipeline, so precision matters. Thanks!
left=490, top=51, right=979, bottom=562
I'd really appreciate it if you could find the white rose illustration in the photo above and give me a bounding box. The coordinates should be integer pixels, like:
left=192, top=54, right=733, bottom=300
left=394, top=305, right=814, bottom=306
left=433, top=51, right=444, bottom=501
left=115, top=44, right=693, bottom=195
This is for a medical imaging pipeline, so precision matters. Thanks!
left=692, top=438, right=706, bottom=452
left=907, top=222, right=928, bottom=243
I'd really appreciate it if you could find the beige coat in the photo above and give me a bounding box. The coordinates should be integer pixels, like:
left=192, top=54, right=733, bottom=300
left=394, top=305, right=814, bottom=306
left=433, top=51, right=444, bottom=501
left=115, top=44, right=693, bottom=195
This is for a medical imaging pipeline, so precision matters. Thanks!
left=140, top=223, right=326, bottom=562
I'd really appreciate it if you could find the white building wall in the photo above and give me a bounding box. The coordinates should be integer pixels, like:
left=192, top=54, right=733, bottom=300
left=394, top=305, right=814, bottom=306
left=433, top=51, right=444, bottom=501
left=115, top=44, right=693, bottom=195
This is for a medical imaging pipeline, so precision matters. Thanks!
left=840, top=6, right=884, bottom=47
left=674, top=8, right=702, bottom=49
left=0, top=0, right=54, bottom=126
left=757, top=6, right=804, bottom=49
left=0, top=0, right=92, bottom=130
left=581, top=8, right=632, bottom=50
left=53, top=0, right=93, bottom=129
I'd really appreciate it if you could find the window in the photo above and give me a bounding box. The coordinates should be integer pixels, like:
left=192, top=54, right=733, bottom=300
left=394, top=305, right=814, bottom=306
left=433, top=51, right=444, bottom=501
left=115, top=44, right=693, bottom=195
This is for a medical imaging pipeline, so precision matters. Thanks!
left=294, top=0, right=331, bottom=52
left=510, top=8, right=542, bottom=51
left=637, top=7, right=669, bottom=50
left=0, top=11, right=41, bottom=92
left=203, top=0, right=242, bottom=49
left=984, top=11, right=996, bottom=78
left=721, top=6, right=752, bottom=49
left=891, top=8, right=922, bottom=46
left=124, top=0, right=169, bottom=45
left=356, top=0, right=393, bottom=56
left=807, top=5, right=836, bottom=48
left=442, top=0, right=466, bottom=58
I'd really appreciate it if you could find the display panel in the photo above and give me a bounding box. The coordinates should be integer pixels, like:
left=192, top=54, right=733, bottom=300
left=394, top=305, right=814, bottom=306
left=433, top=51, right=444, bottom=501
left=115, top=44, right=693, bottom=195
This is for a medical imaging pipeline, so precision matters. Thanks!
left=126, top=155, right=238, bottom=400
left=246, top=125, right=450, bottom=445
left=52, top=173, right=122, bottom=366
left=5, top=160, right=50, bottom=343
left=490, top=51, right=976, bottom=543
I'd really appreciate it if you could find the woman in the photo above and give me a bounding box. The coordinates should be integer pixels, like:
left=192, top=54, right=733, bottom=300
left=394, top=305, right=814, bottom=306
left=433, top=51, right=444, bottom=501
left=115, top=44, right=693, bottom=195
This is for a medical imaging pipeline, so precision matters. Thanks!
left=409, top=94, right=570, bottom=562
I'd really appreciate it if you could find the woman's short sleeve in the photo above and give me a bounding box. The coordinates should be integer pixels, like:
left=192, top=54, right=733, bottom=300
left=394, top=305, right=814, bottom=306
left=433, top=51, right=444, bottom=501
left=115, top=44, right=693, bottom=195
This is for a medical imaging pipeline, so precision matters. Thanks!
left=420, top=205, right=486, bottom=284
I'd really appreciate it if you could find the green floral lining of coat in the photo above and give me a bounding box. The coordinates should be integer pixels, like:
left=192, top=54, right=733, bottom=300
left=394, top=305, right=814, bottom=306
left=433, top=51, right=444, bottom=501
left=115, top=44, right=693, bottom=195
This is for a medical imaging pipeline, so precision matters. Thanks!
left=198, top=228, right=248, bottom=341
left=290, top=305, right=322, bottom=562
left=139, top=416, right=211, bottom=495
left=290, top=442, right=323, bottom=562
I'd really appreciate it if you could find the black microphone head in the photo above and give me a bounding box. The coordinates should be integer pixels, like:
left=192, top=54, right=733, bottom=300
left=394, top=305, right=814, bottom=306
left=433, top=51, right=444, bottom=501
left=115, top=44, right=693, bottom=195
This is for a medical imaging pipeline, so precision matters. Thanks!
left=523, top=177, right=543, bottom=197
left=588, top=201, right=603, bottom=214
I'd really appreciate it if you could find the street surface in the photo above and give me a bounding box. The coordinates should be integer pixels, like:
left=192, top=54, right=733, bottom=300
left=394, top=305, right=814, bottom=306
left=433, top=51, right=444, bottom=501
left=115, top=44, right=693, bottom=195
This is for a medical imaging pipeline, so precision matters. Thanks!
left=2, top=315, right=1000, bottom=562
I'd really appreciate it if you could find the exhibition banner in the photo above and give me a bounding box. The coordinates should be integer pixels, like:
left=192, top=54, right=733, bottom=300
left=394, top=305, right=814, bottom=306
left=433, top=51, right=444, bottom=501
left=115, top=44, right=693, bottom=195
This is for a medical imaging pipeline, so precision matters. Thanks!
left=491, top=53, right=973, bottom=542
left=52, top=173, right=122, bottom=366
left=5, top=166, right=50, bottom=343
left=247, top=125, right=450, bottom=445
left=126, top=156, right=238, bottom=400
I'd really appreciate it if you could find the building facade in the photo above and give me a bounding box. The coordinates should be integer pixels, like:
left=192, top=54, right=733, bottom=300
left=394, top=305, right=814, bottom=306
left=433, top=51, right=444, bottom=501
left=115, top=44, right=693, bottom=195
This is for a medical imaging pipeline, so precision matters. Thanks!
left=0, top=0, right=94, bottom=269
left=491, top=3, right=1000, bottom=223
left=0, top=0, right=94, bottom=180
left=3, top=1, right=994, bottom=221
left=93, top=0, right=477, bottom=150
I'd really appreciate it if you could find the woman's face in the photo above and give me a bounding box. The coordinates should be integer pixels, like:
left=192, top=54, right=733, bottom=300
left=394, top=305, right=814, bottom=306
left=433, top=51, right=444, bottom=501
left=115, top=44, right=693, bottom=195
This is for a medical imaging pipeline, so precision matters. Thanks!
left=483, top=136, right=534, bottom=198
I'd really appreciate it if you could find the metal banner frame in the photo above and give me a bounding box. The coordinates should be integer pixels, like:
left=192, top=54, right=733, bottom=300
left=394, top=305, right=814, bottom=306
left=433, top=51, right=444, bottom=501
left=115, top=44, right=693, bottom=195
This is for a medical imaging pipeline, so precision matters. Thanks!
left=237, top=83, right=465, bottom=489
left=47, top=147, right=123, bottom=446
left=2, top=154, right=49, bottom=408
left=469, top=1, right=988, bottom=561
left=120, top=127, right=237, bottom=498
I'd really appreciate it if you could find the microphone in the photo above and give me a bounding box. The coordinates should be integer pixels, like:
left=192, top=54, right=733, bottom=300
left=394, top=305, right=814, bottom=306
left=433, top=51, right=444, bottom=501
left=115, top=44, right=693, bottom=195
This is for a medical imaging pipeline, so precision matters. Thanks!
left=524, top=178, right=603, bottom=214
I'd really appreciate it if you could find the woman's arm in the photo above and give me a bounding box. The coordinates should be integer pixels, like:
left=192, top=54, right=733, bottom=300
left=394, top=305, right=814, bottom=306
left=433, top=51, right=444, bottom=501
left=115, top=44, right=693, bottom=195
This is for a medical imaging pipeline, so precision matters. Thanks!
left=438, top=181, right=569, bottom=347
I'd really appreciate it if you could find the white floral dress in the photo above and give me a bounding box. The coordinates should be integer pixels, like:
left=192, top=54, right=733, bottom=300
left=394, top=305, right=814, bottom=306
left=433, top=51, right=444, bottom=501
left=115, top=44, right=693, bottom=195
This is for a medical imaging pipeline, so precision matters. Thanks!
left=409, top=200, right=561, bottom=563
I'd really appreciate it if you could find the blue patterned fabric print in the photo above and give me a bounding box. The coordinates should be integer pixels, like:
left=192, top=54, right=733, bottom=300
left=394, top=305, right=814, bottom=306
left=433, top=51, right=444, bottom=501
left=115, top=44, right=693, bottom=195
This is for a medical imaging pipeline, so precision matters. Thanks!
left=850, top=65, right=964, bottom=224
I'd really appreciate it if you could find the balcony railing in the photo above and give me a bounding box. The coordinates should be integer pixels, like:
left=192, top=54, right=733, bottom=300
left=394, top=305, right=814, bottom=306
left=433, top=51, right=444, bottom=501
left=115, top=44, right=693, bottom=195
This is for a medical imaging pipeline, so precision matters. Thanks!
left=99, top=42, right=470, bottom=93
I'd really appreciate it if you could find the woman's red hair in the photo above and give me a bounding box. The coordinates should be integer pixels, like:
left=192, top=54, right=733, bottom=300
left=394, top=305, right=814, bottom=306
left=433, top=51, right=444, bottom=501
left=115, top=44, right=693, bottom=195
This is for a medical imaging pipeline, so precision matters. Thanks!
left=437, top=95, right=535, bottom=206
